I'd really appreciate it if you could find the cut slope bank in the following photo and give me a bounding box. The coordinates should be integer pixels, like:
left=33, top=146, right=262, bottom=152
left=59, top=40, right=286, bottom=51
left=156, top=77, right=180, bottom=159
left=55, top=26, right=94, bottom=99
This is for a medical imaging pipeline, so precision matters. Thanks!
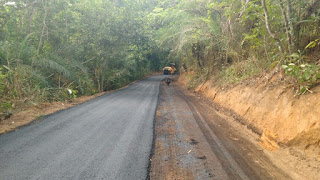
left=178, top=72, right=320, bottom=155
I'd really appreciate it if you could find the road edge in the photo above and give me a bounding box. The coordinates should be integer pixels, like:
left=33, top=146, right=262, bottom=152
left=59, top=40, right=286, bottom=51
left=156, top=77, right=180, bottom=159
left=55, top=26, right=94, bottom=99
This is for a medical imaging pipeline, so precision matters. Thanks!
left=145, top=78, right=163, bottom=180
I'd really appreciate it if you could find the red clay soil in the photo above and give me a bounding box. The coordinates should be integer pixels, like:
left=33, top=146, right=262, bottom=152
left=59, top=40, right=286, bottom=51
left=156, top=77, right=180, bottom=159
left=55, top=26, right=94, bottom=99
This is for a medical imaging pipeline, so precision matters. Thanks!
left=175, top=72, right=320, bottom=179
left=150, top=78, right=305, bottom=179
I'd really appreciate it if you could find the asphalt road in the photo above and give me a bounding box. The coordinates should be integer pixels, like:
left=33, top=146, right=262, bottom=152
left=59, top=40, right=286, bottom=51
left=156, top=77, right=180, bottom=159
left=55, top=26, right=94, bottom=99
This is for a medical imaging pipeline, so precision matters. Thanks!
left=0, top=75, right=165, bottom=180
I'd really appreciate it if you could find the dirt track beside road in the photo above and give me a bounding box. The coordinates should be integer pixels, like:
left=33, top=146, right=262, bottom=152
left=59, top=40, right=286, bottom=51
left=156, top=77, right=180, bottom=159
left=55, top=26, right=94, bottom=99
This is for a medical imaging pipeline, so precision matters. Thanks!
left=150, top=77, right=293, bottom=179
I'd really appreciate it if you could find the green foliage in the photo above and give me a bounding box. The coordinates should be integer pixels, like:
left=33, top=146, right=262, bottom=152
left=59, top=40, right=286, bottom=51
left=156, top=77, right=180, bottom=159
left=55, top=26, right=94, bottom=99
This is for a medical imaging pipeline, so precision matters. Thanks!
left=188, top=71, right=202, bottom=89
left=19, top=33, right=37, bottom=62
left=282, top=62, right=320, bottom=94
left=219, top=57, right=268, bottom=84
left=0, top=67, right=12, bottom=113
left=150, top=0, right=320, bottom=94
left=305, top=39, right=320, bottom=49
left=1, top=0, right=319, bottom=111
left=68, top=88, right=78, bottom=99
left=0, top=67, right=7, bottom=97
left=0, top=0, right=167, bottom=112
left=282, top=47, right=320, bottom=94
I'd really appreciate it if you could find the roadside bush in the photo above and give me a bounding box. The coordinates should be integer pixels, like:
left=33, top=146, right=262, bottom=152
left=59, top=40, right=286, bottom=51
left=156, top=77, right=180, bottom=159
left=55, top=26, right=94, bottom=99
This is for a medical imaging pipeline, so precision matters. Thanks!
left=0, top=67, right=12, bottom=117
left=218, top=57, right=269, bottom=84
left=0, top=67, right=6, bottom=97
left=46, top=88, right=78, bottom=102
left=282, top=62, right=320, bottom=94
left=281, top=41, right=320, bottom=94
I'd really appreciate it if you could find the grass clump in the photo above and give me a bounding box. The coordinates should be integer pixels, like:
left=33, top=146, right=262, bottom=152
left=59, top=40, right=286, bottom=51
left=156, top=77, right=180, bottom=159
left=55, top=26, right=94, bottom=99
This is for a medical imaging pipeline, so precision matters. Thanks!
left=217, top=57, right=271, bottom=84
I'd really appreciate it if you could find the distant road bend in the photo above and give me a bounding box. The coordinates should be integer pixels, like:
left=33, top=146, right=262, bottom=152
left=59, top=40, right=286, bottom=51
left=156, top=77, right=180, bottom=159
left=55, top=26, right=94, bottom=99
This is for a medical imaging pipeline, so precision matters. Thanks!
left=0, top=75, right=165, bottom=180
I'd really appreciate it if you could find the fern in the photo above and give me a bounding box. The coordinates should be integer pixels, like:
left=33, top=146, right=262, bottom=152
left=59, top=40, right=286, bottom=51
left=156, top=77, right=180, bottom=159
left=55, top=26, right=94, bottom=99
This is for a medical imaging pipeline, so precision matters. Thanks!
left=18, top=33, right=36, bottom=63
left=34, top=58, right=71, bottom=79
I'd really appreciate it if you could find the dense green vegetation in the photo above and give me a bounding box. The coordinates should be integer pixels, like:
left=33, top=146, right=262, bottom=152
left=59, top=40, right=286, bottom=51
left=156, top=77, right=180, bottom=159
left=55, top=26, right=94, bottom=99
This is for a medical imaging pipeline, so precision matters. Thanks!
left=150, top=0, right=320, bottom=92
left=1, top=0, right=319, bottom=117
left=0, top=0, right=167, bottom=116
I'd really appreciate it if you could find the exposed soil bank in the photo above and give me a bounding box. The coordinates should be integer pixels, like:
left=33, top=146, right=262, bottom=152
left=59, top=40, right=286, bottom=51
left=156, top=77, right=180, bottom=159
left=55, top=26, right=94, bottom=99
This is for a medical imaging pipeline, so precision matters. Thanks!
left=178, top=72, right=320, bottom=155
left=150, top=78, right=292, bottom=179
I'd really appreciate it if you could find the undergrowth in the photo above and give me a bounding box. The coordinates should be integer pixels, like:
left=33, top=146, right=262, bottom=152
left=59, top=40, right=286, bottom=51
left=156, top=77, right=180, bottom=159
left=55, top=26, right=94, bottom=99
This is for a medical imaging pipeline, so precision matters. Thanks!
left=186, top=39, right=320, bottom=95
left=218, top=57, right=270, bottom=84
left=281, top=40, right=320, bottom=94
left=186, top=56, right=272, bottom=89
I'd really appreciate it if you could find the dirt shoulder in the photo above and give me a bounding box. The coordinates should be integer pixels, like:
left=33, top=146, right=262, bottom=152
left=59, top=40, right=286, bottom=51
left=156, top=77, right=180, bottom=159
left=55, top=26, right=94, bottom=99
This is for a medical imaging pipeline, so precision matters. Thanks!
left=176, top=73, right=320, bottom=179
left=150, top=78, right=223, bottom=179
left=0, top=92, right=107, bottom=134
left=150, top=77, right=297, bottom=179
left=185, top=72, right=320, bottom=153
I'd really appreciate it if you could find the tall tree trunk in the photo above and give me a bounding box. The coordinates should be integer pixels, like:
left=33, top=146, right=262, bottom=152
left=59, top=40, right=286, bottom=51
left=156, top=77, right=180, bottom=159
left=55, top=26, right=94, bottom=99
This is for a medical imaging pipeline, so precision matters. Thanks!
left=37, top=0, right=47, bottom=53
left=100, top=70, right=104, bottom=92
left=58, top=73, right=61, bottom=88
left=95, top=69, right=100, bottom=92
left=261, top=0, right=284, bottom=55
left=278, top=0, right=292, bottom=53
left=286, top=0, right=295, bottom=51
left=26, top=3, right=37, bottom=35
left=228, top=19, right=234, bottom=41
left=65, top=11, right=69, bottom=42
left=100, top=60, right=107, bottom=92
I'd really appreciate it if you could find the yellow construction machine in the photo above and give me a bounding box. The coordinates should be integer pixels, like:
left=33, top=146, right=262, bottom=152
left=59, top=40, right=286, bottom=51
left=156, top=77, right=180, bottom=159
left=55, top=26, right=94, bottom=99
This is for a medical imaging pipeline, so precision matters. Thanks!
left=163, top=63, right=176, bottom=75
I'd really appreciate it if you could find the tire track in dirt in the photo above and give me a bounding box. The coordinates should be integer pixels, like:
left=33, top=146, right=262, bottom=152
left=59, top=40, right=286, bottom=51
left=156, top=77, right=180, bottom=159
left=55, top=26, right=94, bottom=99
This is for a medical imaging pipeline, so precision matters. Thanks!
left=150, top=79, right=229, bottom=179
left=150, top=77, right=292, bottom=179
left=179, top=90, right=249, bottom=180
left=178, top=87, right=292, bottom=179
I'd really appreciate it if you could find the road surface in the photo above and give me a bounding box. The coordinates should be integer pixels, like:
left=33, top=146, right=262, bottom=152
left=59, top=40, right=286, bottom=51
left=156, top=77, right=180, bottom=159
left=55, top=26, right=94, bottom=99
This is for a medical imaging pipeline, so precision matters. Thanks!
left=0, top=75, right=165, bottom=180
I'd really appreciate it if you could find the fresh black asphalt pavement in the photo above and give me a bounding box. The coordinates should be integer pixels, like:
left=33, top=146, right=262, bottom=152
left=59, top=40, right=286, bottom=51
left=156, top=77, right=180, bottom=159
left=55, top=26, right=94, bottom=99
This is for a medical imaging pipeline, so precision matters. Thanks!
left=0, top=75, right=165, bottom=180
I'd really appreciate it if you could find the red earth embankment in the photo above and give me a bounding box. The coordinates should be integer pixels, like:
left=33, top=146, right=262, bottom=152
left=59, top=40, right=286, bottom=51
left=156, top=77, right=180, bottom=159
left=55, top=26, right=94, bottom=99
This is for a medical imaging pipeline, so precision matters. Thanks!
left=178, top=72, right=320, bottom=155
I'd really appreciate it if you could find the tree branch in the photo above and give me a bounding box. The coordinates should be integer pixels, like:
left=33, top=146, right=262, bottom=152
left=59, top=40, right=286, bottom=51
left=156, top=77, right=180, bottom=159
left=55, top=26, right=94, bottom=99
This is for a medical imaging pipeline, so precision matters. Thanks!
left=37, top=0, right=48, bottom=52
left=261, top=0, right=284, bottom=55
